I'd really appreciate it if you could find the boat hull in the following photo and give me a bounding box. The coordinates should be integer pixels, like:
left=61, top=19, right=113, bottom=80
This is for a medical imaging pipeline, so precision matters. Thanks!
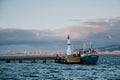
left=55, top=55, right=82, bottom=64
left=80, top=55, right=99, bottom=64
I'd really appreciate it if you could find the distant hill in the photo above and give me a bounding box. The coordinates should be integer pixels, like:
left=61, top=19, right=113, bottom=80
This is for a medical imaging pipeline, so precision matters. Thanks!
left=96, top=45, right=120, bottom=52
left=74, top=45, right=120, bottom=52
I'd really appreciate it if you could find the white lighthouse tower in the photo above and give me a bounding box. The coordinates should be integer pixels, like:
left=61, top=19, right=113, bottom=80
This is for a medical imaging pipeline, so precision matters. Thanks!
left=66, top=35, right=72, bottom=55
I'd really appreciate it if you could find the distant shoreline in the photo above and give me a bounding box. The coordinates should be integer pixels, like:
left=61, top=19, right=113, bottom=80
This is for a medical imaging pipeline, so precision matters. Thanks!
left=0, top=51, right=120, bottom=56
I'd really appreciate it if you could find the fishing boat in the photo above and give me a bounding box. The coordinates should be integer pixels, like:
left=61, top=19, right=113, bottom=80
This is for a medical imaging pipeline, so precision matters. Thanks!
left=80, top=42, right=99, bottom=64
left=79, top=50, right=99, bottom=64
left=55, top=36, right=99, bottom=64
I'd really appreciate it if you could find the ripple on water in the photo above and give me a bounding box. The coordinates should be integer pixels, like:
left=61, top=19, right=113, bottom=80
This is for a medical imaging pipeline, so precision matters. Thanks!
left=0, top=55, right=120, bottom=80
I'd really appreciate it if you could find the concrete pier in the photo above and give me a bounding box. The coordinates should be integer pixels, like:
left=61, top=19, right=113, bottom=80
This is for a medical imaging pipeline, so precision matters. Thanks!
left=0, top=56, right=56, bottom=63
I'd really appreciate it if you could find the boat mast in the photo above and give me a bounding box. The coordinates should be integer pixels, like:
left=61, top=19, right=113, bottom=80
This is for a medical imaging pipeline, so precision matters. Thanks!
left=83, top=42, right=86, bottom=51
left=89, top=41, right=93, bottom=53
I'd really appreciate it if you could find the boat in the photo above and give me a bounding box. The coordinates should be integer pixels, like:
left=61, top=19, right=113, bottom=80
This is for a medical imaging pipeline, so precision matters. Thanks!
left=55, top=55, right=81, bottom=64
left=80, top=41, right=99, bottom=64
left=80, top=50, right=99, bottom=64
left=55, top=36, right=99, bottom=64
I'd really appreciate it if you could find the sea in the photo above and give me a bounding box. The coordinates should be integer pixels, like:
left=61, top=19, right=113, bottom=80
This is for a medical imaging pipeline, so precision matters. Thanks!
left=0, top=55, right=120, bottom=80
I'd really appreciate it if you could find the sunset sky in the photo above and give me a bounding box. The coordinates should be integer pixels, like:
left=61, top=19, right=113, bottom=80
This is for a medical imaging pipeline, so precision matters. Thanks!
left=0, top=0, right=120, bottom=50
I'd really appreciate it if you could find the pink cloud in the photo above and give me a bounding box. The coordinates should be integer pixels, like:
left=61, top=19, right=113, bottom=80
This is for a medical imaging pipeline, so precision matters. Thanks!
left=0, top=16, right=120, bottom=43
left=53, top=16, right=120, bottom=41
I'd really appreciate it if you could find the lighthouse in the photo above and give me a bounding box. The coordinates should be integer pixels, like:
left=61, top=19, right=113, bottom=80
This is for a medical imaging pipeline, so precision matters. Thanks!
left=66, top=35, right=72, bottom=55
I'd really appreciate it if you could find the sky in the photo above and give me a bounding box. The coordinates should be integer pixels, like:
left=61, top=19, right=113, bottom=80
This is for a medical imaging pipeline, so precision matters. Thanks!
left=0, top=0, right=120, bottom=52
left=0, top=0, right=120, bottom=30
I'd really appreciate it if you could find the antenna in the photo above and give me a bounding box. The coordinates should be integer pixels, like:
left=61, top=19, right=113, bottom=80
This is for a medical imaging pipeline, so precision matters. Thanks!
left=83, top=42, right=86, bottom=50
left=89, top=41, right=93, bottom=50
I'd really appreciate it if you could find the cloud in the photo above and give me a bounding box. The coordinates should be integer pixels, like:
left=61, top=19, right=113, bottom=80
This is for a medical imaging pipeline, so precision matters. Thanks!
left=55, top=18, right=114, bottom=40
left=55, top=25, right=110, bottom=40
left=55, top=16, right=120, bottom=47
left=0, top=16, right=120, bottom=46
left=0, top=28, right=61, bottom=45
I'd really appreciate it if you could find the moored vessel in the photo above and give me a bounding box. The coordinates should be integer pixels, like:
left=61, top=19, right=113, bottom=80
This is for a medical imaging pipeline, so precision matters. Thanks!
left=80, top=41, right=99, bottom=64
left=80, top=50, right=99, bottom=64
left=55, top=36, right=99, bottom=64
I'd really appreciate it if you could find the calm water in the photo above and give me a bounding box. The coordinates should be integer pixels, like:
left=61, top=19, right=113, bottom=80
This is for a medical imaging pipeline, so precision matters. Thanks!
left=0, top=55, right=120, bottom=80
